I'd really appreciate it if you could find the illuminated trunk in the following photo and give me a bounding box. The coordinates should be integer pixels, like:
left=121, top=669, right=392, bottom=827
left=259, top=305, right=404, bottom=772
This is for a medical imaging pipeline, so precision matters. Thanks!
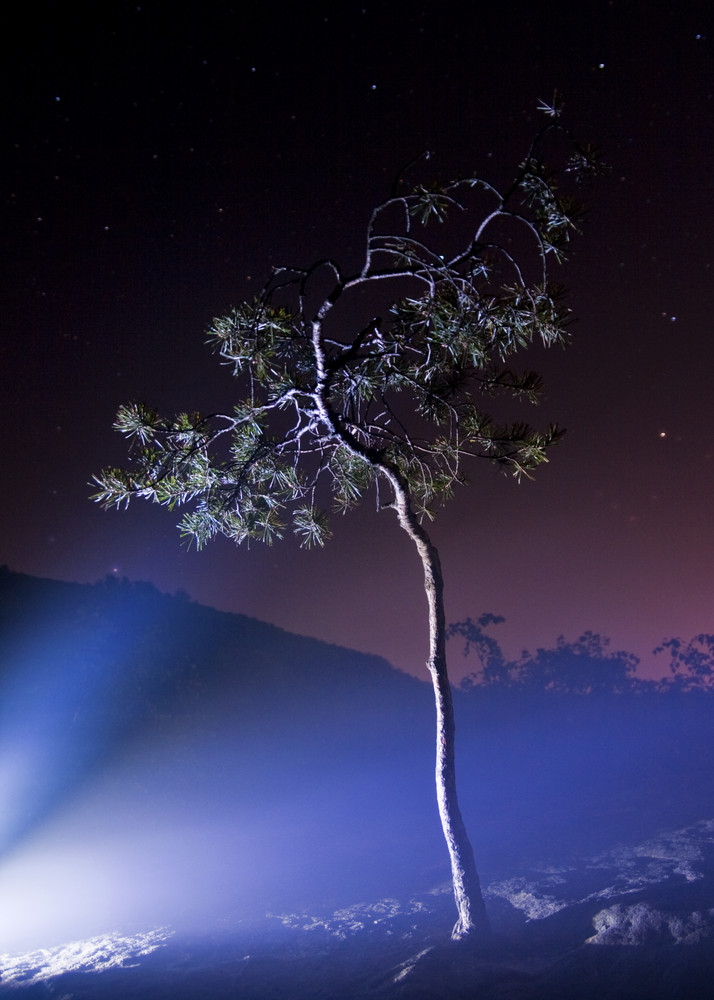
left=389, top=479, right=490, bottom=941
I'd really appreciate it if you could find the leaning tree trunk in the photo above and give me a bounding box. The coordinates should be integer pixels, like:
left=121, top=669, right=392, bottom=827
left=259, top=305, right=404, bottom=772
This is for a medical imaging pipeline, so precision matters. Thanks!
left=388, top=477, right=490, bottom=941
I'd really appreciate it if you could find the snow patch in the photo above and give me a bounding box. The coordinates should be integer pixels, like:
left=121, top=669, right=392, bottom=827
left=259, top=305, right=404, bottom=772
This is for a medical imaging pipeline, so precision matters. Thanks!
left=270, top=896, right=430, bottom=939
left=586, top=903, right=714, bottom=946
left=486, top=818, right=714, bottom=934
left=0, top=928, right=172, bottom=987
left=486, top=878, right=569, bottom=920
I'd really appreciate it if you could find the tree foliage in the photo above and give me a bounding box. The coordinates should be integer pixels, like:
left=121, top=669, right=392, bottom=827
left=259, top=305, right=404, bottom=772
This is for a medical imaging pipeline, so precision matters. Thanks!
left=451, top=617, right=714, bottom=696
left=450, top=616, right=641, bottom=695
left=654, top=634, right=714, bottom=691
left=92, top=101, right=604, bottom=546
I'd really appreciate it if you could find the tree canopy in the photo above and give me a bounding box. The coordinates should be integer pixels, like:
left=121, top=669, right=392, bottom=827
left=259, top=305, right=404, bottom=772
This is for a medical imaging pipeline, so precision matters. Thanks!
left=654, top=634, right=714, bottom=691
left=450, top=615, right=714, bottom=695
left=450, top=616, right=641, bottom=695
left=93, top=99, right=604, bottom=547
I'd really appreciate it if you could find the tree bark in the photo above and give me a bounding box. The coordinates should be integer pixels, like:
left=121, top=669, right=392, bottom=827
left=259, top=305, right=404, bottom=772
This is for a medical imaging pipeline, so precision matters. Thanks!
left=387, top=476, right=490, bottom=941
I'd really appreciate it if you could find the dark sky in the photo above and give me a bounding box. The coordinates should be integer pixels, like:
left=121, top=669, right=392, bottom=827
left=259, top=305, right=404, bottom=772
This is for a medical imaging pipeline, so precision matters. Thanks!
left=3, top=1, right=713, bottom=681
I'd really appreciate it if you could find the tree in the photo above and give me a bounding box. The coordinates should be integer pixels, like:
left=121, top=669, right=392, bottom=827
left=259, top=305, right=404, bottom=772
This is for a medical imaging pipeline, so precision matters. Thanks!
left=514, top=632, right=640, bottom=695
left=448, top=613, right=510, bottom=688
left=654, top=634, right=714, bottom=691
left=93, top=99, right=603, bottom=940
left=451, top=617, right=641, bottom=695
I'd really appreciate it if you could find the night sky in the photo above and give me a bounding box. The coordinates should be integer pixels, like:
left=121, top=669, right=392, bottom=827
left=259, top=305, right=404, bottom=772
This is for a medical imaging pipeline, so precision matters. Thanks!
left=3, top=1, right=713, bottom=681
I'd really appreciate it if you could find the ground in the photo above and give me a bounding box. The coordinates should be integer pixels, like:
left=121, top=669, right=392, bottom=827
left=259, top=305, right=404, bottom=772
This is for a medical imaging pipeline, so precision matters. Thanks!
left=3, top=818, right=714, bottom=999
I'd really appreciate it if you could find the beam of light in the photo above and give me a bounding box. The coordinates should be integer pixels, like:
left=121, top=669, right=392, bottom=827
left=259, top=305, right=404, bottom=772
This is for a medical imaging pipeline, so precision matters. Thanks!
left=0, top=723, right=403, bottom=954
left=0, top=745, right=269, bottom=955
left=0, top=597, right=150, bottom=857
left=0, top=580, right=441, bottom=956
left=0, top=721, right=436, bottom=955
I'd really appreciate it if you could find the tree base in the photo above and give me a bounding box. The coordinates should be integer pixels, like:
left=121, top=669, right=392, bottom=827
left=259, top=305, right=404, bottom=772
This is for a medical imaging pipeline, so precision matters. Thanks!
left=451, top=916, right=495, bottom=945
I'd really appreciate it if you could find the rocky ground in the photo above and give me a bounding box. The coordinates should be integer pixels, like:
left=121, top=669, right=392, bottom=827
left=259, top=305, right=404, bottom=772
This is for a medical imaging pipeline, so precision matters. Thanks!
left=3, top=817, right=714, bottom=999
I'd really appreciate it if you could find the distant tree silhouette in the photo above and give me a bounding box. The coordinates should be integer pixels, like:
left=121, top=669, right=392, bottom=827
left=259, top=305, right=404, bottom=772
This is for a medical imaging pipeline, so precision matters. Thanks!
left=654, top=634, right=714, bottom=691
left=451, top=617, right=641, bottom=695
left=93, top=98, right=603, bottom=940
left=447, top=613, right=510, bottom=687
left=513, top=632, right=640, bottom=694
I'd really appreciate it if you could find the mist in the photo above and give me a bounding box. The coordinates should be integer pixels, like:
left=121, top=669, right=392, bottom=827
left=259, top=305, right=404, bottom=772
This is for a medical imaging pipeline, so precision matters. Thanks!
left=1, top=569, right=713, bottom=997
left=0, top=570, right=442, bottom=953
